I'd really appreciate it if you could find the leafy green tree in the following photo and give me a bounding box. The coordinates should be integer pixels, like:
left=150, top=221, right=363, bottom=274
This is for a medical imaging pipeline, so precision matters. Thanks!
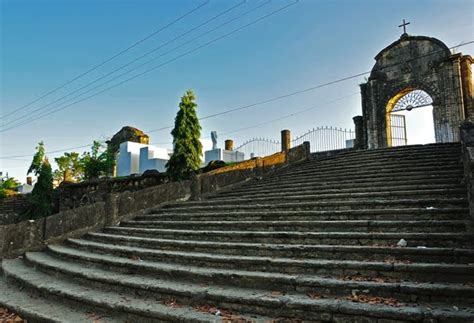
left=27, top=141, right=45, bottom=176
left=0, top=177, right=20, bottom=198
left=166, top=90, right=202, bottom=181
left=54, top=152, right=83, bottom=183
left=27, top=142, right=53, bottom=219
left=80, top=141, right=114, bottom=180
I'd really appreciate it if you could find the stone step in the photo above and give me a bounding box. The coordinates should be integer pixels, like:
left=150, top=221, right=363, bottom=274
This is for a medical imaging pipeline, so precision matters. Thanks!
left=226, top=178, right=464, bottom=194
left=158, top=198, right=468, bottom=212
left=120, top=219, right=469, bottom=233
left=6, top=255, right=473, bottom=322
left=1, top=259, right=258, bottom=322
left=286, top=159, right=462, bottom=176
left=142, top=207, right=470, bottom=221
left=310, top=144, right=461, bottom=162
left=46, top=243, right=474, bottom=289
left=0, top=277, right=127, bottom=323
left=85, top=232, right=474, bottom=264
left=237, top=175, right=462, bottom=194
left=206, top=188, right=467, bottom=202
left=260, top=168, right=463, bottom=185
left=252, top=171, right=464, bottom=189
left=103, top=227, right=474, bottom=248
left=213, top=186, right=466, bottom=200
left=310, top=151, right=461, bottom=166
left=28, top=246, right=474, bottom=305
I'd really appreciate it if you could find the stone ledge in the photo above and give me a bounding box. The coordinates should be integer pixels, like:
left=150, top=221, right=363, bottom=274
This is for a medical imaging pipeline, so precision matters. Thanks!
left=0, top=143, right=311, bottom=259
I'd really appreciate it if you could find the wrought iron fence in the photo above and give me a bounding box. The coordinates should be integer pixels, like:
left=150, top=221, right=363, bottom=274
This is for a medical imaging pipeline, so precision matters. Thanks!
left=292, top=126, right=355, bottom=153
left=234, top=126, right=356, bottom=160
left=235, top=138, right=281, bottom=159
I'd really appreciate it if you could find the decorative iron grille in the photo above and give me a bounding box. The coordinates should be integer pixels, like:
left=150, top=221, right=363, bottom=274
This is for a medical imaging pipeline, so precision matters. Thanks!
left=292, top=126, right=355, bottom=153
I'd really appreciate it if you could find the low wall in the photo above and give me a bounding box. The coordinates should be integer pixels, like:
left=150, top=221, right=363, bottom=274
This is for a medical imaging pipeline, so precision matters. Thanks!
left=0, top=142, right=310, bottom=259
left=460, top=121, right=474, bottom=219
left=57, top=171, right=167, bottom=211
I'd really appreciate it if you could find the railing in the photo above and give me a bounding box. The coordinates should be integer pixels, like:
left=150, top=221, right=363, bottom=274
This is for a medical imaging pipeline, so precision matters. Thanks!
left=235, top=138, right=281, bottom=159
left=234, top=126, right=356, bottom=160
left=292, top=126, right=355, bottom=153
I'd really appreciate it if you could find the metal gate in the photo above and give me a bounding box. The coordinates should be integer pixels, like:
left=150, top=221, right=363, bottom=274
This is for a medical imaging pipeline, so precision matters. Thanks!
left=388, top=113, right=407, bottom=146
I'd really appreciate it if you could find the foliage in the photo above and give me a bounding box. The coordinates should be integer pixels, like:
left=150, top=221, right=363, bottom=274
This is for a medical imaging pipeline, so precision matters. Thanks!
left=80, top=141, right=114, bottom=180
left=0, top=177, right=20, bottom=198
left=27, top=141, right=45, bottom=176
left=166, top=90, right=202, bottom=181
left=28, top=158, right=53, bottom=219
left=54, top=152, right=83, bottom=184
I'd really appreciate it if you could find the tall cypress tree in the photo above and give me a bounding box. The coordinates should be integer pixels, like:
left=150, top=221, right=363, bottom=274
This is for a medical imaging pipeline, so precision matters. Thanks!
left=28, top=158, right=53, bottom=219
left=167, top=90, right=202, bottom=181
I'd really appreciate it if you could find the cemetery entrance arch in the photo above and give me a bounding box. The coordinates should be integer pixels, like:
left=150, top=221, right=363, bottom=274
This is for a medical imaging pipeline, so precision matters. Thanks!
left=359, top=34, right=473, bottom=148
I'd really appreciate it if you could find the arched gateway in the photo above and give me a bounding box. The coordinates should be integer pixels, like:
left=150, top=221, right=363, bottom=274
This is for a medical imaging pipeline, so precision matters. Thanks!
left=359, top=32, right=473, bottom=148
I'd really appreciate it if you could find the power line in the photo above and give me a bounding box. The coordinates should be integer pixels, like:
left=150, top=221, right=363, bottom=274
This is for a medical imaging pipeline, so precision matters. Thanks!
left=1, top=0, right=296, bottom=132
left=0, top=0, right=210, bottom=120
left=2, top=0, right=250, bottom=126
left=2, top=39, right=472, bottom=157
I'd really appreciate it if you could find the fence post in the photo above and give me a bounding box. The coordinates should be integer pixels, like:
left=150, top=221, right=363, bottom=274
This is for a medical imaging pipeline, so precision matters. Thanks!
left=353, top=116, right=365, bottom=150
left=225, top=139, right=234, bottom=151
left=281, top=129, right=291, bottom=151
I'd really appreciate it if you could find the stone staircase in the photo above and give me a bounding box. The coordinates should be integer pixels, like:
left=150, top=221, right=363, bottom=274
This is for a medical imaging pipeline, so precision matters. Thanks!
left=1, top=143, right=474, bottom=322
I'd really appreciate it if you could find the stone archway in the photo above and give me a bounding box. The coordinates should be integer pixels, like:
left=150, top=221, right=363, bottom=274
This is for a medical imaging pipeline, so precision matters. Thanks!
left=359, top=34, right=473, bottom=149
left=386, top=88, right=435, bottom=146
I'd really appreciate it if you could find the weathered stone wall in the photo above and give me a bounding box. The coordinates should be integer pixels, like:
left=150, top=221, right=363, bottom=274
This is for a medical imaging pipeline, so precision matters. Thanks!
left=0, top=195, right=30, bottom=225
left=0, top=142, right=311, bottom=259
left=460, top=121, right=474, bottom=219
left=360, top=35, right=470, bottom=148
left=57, top=171, right=167, bottom=211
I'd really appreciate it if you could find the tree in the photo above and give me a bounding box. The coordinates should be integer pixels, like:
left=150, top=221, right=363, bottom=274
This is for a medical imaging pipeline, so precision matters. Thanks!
left=54, top=152, right=83, bottom=184
left=27, top=142, right=53, bottom=219
left=166, top=90, right=202, bottom=181
left=27, top=141, right=45, bottom=176
left=80, top=141, right=114, bottom=180
left=0, top=176, right=20, bottom=198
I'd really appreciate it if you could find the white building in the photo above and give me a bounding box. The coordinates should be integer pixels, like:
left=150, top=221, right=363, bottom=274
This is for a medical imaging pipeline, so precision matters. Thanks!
left=116, top=142, right=170, bottom=177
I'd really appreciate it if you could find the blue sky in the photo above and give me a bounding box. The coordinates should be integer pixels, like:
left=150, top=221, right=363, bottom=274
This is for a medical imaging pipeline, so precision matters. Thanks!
left=1, top=0, right=473, bottom=181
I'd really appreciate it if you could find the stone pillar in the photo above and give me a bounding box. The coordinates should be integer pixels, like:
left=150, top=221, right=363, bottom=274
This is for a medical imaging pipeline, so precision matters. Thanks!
left=26, top=177, right=32, bottom=185
left=225, top=140, right=234, bottom=151
left=281, top=129, right=291, bottom=151
left=460, top=55, right=474, bottom=121
left=353, top=116, right=365, bottom=150
left=104, top=193, right=119, bottom=226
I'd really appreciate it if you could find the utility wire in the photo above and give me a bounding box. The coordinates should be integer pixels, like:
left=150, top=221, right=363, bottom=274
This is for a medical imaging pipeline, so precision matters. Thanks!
left=2, top=0, right=250, bottom=126
left=1, top=0, right=296, bottom=132
left=1, top=39, right=471, bottom=158
left=0, top=0, right=210, bottom=120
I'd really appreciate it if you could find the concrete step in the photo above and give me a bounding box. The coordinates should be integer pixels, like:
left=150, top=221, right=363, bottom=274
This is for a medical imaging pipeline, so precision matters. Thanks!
left=285, top=159, right=462, bottom=176
left=212, top=186, right=466, bottom=200
left=206, top=188, right=467, bottom=202
left=28, top=247, right=474, bottom=305
left=103, top=227, right=474, bottom=248
left=260, top=168, right=463, bottom=185
left=238, top=175, right=463, bottom=192
left=85, top=232, right=474, bottom=264
left=5, top=255, right=473, bottom=322
left=142, top=207, right=470, bottom=222
left=0, top=277, right=127, bottom=323
left=158, top=198, right=468, bottom=212
left=310, top=143, right=461, bottom=162
left=120, top=219, right=469, bottom=233
left=309, top=152, right=461, bottom=167
left=1, top=258, right=261, bottom=322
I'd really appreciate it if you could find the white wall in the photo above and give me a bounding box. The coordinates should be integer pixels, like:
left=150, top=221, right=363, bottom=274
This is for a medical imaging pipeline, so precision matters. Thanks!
left=139, top=146, right=170, bottom=173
